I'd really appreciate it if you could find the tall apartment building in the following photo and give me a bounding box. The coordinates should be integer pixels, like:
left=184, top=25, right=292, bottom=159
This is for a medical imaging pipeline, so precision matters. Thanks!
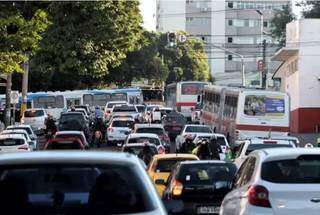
left=185, top=0, right=291, bottom=85
left=156, top=0, right=186, bottom=32
left=140, top=0, right=157, bottom=31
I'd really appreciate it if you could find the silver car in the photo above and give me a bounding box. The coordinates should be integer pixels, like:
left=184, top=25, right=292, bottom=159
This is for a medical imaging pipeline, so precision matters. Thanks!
left=0, top=151, right=172, bottom=214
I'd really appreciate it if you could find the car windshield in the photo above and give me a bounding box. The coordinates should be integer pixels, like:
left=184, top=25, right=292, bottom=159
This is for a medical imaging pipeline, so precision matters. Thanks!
left=124, top=146, right=158, bottom=156
left=261, top=155, right=320, bottom=183
left=0, top=138, right=25, bottom=146
left=245, top=143, right=293, bottom=155
left=0, top=164, right=155, bottom=213
left=136, top=106, right=145, bottom=113
left=112, top=120, right=134, bottom=128
left=185, top=126, right=212, bottom=133
left=156, top=159, right=195, bottom=172
left=128, top=137, right=160, bottom=145
left=113, top=106, right=137, bottom=112
left=178, top=163, right=237, bottom=185
left=24, top=110, right=45, bottom=117
left=136, top=127, right=164, bottom=135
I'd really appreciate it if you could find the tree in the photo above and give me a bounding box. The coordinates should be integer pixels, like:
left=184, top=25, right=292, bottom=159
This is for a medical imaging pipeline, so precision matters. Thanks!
left=36, top=0, right=144, bottom=80
left=270, top=5, right=295, bottom=48
left=300, top=1, right=320, bottom=18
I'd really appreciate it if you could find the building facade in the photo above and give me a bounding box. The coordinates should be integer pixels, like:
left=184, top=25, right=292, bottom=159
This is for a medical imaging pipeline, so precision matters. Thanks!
left=272, top=19, right=320, bottom=134
left=140, top=0, right=157, bottom=31
left=185, top=0, right=290, bottom=85
left=156, top=0, right=186, bottom=32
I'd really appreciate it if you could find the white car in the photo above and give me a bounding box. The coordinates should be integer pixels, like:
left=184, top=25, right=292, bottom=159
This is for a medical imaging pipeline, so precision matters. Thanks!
left=175, top=124, right=213, bottom=151
left=6, top=125, right=37, bottom=147
left=1, top=129, right=36, bottom=150
left=23, top=109, right=47, bottom=132
left=220, top=148, right=320, bottom=215
left=0, top=134, right=31, bottom=152
left=193, top=133, right=229, bottom=160
left=124, top=133, right=166, bottom=154
left=234, top=138, right=296, bottom=168
left=106, top=118, right=134, bottom=145
left=112, top=105, right=139, bottom=121
left=104, top=101, right=128, bottom=120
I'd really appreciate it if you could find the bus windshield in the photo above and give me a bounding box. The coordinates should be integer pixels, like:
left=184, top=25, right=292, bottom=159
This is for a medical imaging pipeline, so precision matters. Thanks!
left=181, top=83, right=206, bottom=95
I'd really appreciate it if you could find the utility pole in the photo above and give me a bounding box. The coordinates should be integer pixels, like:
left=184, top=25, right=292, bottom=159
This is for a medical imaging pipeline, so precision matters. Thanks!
left=21, top=54, right=29, bottom=120
left=4, top=74, right=12, bottom=127
left=262, top=39, right=267, bottom=89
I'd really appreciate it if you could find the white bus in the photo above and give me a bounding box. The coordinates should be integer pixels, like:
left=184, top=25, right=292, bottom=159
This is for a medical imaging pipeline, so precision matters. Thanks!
left=200, top=86, right=290, bottom=144
left=166, top=81, right=209, bottom=119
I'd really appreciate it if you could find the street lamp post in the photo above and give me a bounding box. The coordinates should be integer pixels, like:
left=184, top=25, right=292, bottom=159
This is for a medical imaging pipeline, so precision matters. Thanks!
left=205, top=42, right=246, bottom=87
left=256, top=9, right=265, bottom=88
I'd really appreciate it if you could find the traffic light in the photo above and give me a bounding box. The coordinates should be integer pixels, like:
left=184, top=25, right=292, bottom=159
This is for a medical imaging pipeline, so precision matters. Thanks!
left=167, top=32, right=176, bottom=47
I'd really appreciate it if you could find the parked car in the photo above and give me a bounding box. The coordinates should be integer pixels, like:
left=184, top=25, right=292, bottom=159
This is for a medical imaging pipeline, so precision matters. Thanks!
left=106, top=118, right=134, bottom=146
left=175, top=125, right=213, bottom=151
left=134, top=124, right=170, bottom=150
left=1, top=129, right=37, bottom=150
left=0, top=151, right=171, bottom=214
left=22, top=108, right=47, bottom=133
left=44, top=137, right=87, bottom=150
left=54, top=130, right=89, bottom=148
left=147, top=154, right=199, bottom=196
left=0, top=134, right=31, bottom=152
left=161, top=160, right=237, bottom=214
left=234, top=138, right=296, bottom=168
left=220, top=148, right=320, bottom=215
left=193, top=133, right=229, bottom=160
left=125, top=133, right=166, bottom=154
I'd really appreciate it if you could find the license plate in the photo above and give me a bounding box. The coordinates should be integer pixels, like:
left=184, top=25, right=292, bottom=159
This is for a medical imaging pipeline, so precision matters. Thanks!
left=197, top=206, right=220, bottom=214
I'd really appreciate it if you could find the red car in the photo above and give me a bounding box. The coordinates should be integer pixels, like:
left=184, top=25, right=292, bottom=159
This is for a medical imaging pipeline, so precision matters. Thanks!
left=44, top=137, right=87, bottom=150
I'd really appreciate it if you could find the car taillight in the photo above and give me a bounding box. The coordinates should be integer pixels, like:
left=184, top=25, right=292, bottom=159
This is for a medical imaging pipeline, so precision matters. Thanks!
left=107, top=127, right=114, bottom=132
left=248, top=185, right=271, bottom=208
left=172, top=180, right=183, bottom=197
left=18, top=146, right=29, bottom=150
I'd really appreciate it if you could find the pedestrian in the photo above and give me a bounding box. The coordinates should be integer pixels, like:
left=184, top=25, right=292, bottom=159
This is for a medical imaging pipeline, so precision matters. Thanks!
left=196, top=139, right=212, bottom=160
left=180, top=135, right=195, bottom=153
left=209, top=136, right=222, bottom=160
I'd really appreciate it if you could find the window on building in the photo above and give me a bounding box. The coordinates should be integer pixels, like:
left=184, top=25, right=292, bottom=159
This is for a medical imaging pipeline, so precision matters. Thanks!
left=228, top=2, right=233, bottom=8
left=227, top=37, right=233, bottom=43
left=228, top=19, right=233, bottom=26
left=263, top=21, right=268, bottom=27
left=228, top=55, right=233, bottom=61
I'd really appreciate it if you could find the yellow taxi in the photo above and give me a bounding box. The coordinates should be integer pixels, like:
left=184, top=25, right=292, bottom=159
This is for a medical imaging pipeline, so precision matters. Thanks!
left=147, top=154, right=199, bottom=196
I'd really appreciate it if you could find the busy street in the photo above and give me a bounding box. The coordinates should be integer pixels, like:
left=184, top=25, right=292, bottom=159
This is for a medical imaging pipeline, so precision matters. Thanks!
left=1, top=1, right=320, bottom=215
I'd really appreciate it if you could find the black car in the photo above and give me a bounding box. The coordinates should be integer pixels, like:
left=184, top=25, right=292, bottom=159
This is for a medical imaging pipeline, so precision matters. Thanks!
left=162, top=112, right=187, bottom=141
left=160, top=161, right=237, bottom=214
left=58, top=112, right=90, bottom=138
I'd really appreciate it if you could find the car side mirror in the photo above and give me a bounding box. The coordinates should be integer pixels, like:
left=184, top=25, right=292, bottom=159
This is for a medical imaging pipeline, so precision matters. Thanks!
left=30, top=134, right=36, bottom=140
left=155, top=179, right=167, bottom=186
left=163, top=199, right=184, bottom=214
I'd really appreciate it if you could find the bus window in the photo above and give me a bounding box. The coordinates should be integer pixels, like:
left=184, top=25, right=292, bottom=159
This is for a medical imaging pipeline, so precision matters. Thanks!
left=83, top=94, right=93, bottom=106
left=93, top=94, right=111, bottom=106
left=111, top=93, right=127, bottom=102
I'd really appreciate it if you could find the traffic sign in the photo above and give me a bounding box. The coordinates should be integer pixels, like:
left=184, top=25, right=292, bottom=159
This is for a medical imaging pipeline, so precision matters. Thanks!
left=258, top=60, right=264, bottom=72
left=11, top=91, right=19, bottom=104
left=178, top=34, right=187, bottom=43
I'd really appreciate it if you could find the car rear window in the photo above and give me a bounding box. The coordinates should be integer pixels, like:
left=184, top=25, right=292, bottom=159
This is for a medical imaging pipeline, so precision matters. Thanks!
left=112, top=120, right=134, bottom=128
left=0, top=164, right=156, bottom=213
left=46, top=141, right=82, bottom=150
left=0, top=138, right=25, bottom=146
left=178, top=163, right=237, bottom=185
left=164, top=115, right=186, bottom=124
left=197, top=136, right=227, bottom=146
left=128, top=137, right=160, bottom=145
left=136, top=106, right=145, bottom=113
left=113, top=106, right=137, bottom=112
left=136, top=128, right=164, bottom=135
left=124, top=146, right=158, bottom=156
left=24, top=110, right=45, bottom=117
left=107, top=103, right=126, bottom=108
left=245, top=143, right=293, bottom=155
left=261, top=155, right=320, bottom=183
left=156, top=159, right=196, bottom=173
left=185, top=126, right=212, bottom=133
left=7, top=127, right=32, bottom=135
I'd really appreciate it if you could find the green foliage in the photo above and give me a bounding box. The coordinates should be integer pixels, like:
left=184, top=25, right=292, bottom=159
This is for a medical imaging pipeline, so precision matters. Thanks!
left=0, top=9, right=49, bottom=74
left=270, top=5, right=295, bottom=48
left=299, top=1, right=320, bottom=18
left=37, top=0, right=143, bottom=78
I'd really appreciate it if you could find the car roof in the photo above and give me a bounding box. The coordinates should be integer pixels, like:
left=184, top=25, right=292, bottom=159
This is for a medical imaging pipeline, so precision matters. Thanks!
left=195, top=133, right=225, bottom=137
left=55, top=131, right=83, bottom=135
left=135, top=124, right=164, bottom=128
left=124, top=143, right=157, bottom=148
left=2, top=129, right=28, bottom=134
left=180, top=160, right=228, bottom=165
left=252, top=148, right=320, bottom=162
left=0, top=134, right=26, bottom=140
left=61, top=112, right=83, bottom=115
left=185, top=124, right=211, bottom=127
left=152, top=153, right=199, bottom=160
left=128, top=133, right=159, bottom=138
left=0, top=151, right=142, bottom=166
left=7, top=125, right=32, bottom=129
left=112, top=118, right=135, bottom=122
left=106, top=101, right=127, bottom=104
